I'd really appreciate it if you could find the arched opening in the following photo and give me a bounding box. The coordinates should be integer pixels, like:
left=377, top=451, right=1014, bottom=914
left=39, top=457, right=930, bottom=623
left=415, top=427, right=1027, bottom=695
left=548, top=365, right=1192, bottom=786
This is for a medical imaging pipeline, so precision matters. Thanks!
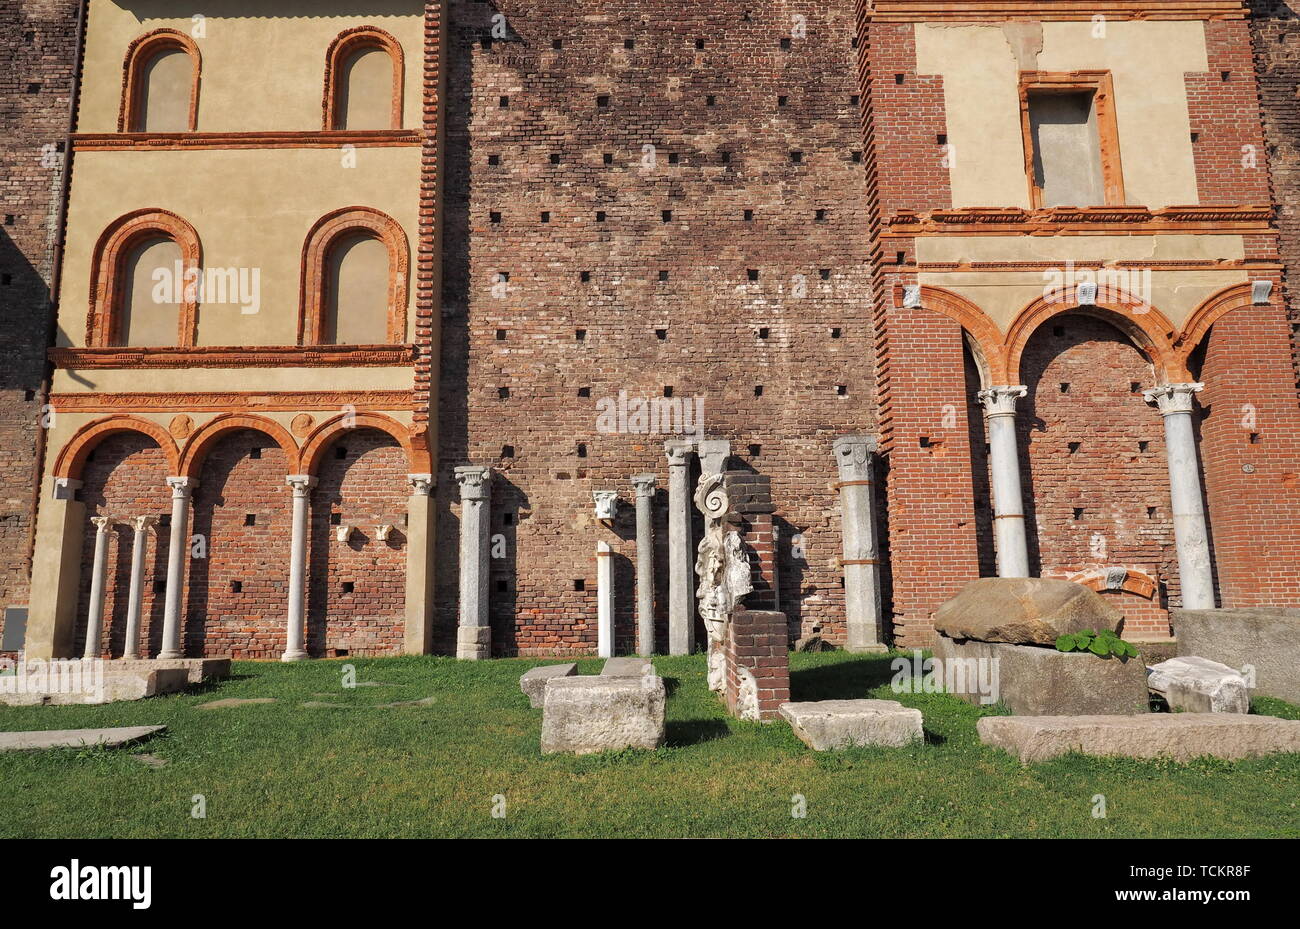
left=1017, top=312, right=1176, bottom=636
left=324, top=232, right=391, bottom=344
left=964, top=341, right=997, bottom=578
left=324, top=27, right=404, bottom=130
left=118, top=235, right=182, bottom=346
left=120, top=30, right=200, bottom=133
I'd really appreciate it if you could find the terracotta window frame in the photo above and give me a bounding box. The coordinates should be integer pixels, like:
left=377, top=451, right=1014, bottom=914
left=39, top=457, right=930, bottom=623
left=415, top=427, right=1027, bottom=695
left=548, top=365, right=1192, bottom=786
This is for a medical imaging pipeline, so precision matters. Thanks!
left=299, top=206, right=410, bottom=345
left=119, top=28, right=202, bottom=133
left=323, top=26, right=405, bottom=131
left=87, top=209, right=203, bottom=348
left=1018, top=71, right=1125, bottom=209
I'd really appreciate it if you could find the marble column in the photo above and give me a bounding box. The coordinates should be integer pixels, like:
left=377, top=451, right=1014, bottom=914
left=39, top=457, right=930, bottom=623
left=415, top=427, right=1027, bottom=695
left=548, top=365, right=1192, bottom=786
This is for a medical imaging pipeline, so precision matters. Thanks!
left=455, top=465, right=493, bottom=660
left=597, top=540, right=614, bottom=658
left=82, top=516, right=113, bottom=660
left=282, top=475, right=316, bottom=662
left=122, top=515, right=157, bottom=660
left=977, top=385, right=1030, bottom=578
left=832, top=435, right=886, bottom=652
left=404, top=474, right=436, bottom=655
left=158, top=477, right=197, bottom=659
left=1144, top=383, right=1215, bottom=609
left=631, top=473, right=657, bottom=656
left=665, top=440, right=695, bottom=655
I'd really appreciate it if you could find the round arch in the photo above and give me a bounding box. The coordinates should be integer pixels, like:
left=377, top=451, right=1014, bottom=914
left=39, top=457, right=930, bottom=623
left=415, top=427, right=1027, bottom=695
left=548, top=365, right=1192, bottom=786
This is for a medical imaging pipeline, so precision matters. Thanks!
left=298, top=411, right=428, bottom=477
left=912, top=285, right=1009, bottom=385
left=119, top=28, right=202, bottom=132
left=322, top=25, right=405, bottom=130
left=178, top=413, right=301, bottom=478
left=54, top=416, right=181, bottom=480
left=1005, top=290, right=1184, bottom=386
left=1174, top=282, right=1262, bottom=370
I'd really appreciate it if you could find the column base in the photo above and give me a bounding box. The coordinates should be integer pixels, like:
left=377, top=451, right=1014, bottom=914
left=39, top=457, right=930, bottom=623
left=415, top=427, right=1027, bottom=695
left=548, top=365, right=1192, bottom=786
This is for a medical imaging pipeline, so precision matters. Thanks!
left=280, top=649, right=309, bottom=663
left=845, top=643, right=890, bottom=655
left=456, top=625, right=491, bottom=660
left=157, top=649, right=183, bottom=660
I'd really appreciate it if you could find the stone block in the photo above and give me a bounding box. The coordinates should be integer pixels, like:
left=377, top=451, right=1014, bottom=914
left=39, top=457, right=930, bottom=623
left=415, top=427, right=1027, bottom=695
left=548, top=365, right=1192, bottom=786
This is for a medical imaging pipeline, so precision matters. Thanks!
left=540, top=676, right=665, bottom=755
left=104, top=657, right=231, bottom=685
left=978, top=713, right=1300, bottom=763
left=0, top=726, right=166, bottom=752
left=456, top=625, right=491, bottom=661
left=519, top=662, right=578, bottom=708
left=935, top=577, right=1121, bottom=646
left=1174, top=608, right=1300, bottom=703
left=599, top=657, right=652, bottom=677
left=933, top=634, right=1149, bottom=716
left=1147, top=656, right=1250, bottom=714
left=0, top=667, right=189, bottom=706
left=779, top=699, right=923, bottom=750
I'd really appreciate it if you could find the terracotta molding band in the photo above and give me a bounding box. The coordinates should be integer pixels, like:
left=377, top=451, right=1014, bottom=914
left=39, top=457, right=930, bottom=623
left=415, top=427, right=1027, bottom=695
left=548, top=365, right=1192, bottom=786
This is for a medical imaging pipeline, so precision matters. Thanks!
left=50, top=344, right=416, bottom=369
left=885, top=204, right=1272, bottom=237
left=48, top=390, right=415, bottom=412
left=868, top=1, right=1247, bottom=22
left=74, top=130, right=422, bottom=152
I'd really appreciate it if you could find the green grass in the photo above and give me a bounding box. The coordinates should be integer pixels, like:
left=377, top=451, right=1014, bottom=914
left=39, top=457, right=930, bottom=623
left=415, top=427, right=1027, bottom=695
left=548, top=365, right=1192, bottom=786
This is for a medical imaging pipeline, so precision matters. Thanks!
left=0, top=651, right=1296, bottom=838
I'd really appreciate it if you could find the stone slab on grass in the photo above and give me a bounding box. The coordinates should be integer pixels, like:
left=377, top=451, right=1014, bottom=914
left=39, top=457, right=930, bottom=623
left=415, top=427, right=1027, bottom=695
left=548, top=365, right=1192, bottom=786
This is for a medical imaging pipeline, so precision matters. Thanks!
left=0, top=726, right=166, bottom=752
left=197, top=697, right=276, bottom=710
left=1147, top=656, right=1250, bottom=714
left=519, top=663, right=578, bottom=708
left=935, top=577, right=1121, bottom=646
left=933, top=634, right=1149, bottom=716
left=540, top=676, right=665, bottom=755
left=107, top=657, right=231, bottom=685
left=599, top=657, right=652, bottom=678
left=779, top=699, right=923, bottom=750
left=0, top=668, right=189, bottom=706
left=1174, top=608, right=1300, bottom=703
left=978, top=713, right=1300, bottom=763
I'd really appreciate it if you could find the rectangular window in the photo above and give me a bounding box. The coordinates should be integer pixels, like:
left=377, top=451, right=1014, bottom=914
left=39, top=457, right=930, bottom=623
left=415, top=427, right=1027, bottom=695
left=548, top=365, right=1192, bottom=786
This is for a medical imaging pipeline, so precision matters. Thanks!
left=1019, top=72, right=1124, bottom=209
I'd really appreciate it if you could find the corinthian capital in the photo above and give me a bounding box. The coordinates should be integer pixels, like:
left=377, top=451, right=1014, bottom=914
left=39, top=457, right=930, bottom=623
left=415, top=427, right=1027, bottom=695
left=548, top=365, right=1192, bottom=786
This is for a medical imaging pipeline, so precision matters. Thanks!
left=454, top=465, right=492, bottom=501
left=977, top=385, right=1028, bottom=416
left=1143, top=383, right=1203, bottom=416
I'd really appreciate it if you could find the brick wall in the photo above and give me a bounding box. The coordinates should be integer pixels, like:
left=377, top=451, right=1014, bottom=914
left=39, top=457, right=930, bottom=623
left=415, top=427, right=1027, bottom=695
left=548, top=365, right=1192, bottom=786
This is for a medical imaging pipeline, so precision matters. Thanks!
left=0, top=0, right=79, bottom=631
left=724, top=609, right=791, bottom=721
left=437, top=0, right=875, bottom=656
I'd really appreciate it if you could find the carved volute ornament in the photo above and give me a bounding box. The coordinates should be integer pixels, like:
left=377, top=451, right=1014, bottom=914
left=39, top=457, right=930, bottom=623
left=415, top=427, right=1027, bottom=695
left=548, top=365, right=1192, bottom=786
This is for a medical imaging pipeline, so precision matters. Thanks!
left=693, top=473, right=753, bottom=693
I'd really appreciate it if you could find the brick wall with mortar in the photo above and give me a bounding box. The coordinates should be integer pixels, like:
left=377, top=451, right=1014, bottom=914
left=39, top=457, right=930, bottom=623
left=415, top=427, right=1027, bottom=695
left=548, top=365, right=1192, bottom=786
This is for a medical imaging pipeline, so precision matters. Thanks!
left=0, top=0, right=80, bottom=636
left=437, top=0, right=876, bottom=656
left=724, top=609, right=791, bottom=721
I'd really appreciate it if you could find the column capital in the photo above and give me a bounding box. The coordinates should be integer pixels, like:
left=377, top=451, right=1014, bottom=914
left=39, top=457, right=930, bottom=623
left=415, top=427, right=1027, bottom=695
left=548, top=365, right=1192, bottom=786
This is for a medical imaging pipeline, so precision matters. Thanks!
left=131, top=515, right=159, bottom=533
left=166, top=476, right=198, bottom=496
left=1143, top=383, right=1204, bottom=416
left=832, top=434, right=878, bottom=480
left=286, top=474, right=317, bottom=496
left=593, top=489, right=619, bottom=519
left=90, top=515, right=113, bottom=532
left=664, top=438, right=694, bottom=466
left=631, top=473, right=657, bottom=497
left=698, top=438, right=731, bottom=477
left=53, top=477, right=83, bottom=500
left=407, top=473, right=435, bottom=496
left=977, top=385, right=1028, bottom=417
left=454, top=465, right=492, bottom=501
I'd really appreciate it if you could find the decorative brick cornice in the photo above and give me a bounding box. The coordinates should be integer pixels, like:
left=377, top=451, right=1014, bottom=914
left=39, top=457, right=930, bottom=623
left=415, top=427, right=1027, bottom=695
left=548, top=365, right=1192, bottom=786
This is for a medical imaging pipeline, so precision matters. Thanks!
left=868, top=0, right=1247, bottom=22
left=884, top=204, right=1273, bottom=236
left=73, top=130, right=422, bottom=152
left=50, top=344, right=415, bottom=369
left=412, top=3, right=442, bottom=434
left=47, top=390, right=415, bottom=413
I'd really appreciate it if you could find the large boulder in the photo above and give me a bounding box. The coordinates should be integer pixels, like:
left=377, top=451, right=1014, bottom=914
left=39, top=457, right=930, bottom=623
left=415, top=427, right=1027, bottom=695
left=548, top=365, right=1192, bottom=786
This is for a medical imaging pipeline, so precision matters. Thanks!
left=978, top=713, right=1300, bottom=764
left=540, top=676, right=665, bottom=755
left=1174, top=608, right=1300, bottom=703
left=779, top=700, right=923, bottom=750
left=935, top=577, right=1121, bottom=646
left=1147, top=656, right=1249, bottom=714
left=933, top=634, right=1149, bottom=716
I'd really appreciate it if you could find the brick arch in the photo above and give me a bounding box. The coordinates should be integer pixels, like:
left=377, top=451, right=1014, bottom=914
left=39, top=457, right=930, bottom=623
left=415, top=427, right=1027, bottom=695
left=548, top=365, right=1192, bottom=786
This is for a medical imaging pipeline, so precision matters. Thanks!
left=179, top=414, right=300, bottom=477
left=54, top=416, right=181, bottom=480
left=1174, top=281, right=1266, bottom=368
left=1005, top=290, right=1184, bottom=386
left=1067, top=567, right=1158, bottom=600
left=119, top=28, right=201, bottom=132
left=299, top=411, right=427, bottom=476
left=298, top=207, right=410, bottom=345
left=322, top=25, right=405, bottom=130
left=87, top=208, right=202, bottom=348
left=912, top=285, right=1009, bottom=384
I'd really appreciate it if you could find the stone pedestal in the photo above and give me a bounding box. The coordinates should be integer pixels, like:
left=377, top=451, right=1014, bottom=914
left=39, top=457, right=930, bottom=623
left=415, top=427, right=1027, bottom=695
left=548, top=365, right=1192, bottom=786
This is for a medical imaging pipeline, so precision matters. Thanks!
left=832, top=435, right=886, bottom=651
left=455, top=466, right=493, bottom=660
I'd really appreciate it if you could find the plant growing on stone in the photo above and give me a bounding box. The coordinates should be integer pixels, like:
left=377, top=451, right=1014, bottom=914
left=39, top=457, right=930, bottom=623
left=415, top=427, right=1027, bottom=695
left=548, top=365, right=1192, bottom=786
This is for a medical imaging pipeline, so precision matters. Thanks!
left=1054, top=628, right=1138, bottom=659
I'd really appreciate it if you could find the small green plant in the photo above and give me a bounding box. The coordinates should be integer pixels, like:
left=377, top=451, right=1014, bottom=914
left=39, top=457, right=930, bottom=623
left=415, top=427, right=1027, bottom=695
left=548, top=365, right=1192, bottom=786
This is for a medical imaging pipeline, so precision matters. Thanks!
left=1054, top=628, right=1138, bottom=659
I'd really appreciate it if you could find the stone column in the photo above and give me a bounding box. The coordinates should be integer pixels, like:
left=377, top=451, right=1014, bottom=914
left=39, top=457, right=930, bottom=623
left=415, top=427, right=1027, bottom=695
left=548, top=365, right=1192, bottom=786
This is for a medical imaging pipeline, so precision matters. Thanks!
left=455, top=465, right=493, bottom=660
left=597, top=540, right=614, bottom=658
left=23, top=477, right=85, bottom=660
left=158, top=477, right=197, bottom=659
left=832, top=435, right=886, bottom=652
left=631, top=473, right=657, bottom=656
left=977, top=385, right=1030, bottom=578
left=1144, top=383, right=1215, bottom=609
left=82, top=516, right=113, bottom=660
left=282, top=475, right=316, bottom=662
left=665, top=440, right=694, bottom=655
left=404, top=474, right=436, bottom=655
left=122, top=515, right=157, bottom=660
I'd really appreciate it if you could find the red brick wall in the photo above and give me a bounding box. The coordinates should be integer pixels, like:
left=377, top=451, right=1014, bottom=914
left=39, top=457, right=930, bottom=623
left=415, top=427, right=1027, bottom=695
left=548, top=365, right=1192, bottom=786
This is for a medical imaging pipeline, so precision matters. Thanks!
left=185, top=430, right=293, bottom=659
left=437, top=0, right=875, bottom=656
left=0, top=0, right=80, bottom=627
left=308, top=429, right=407, bottom=657
left=73, top=434, right=169, bottom=658
left=1015, top=315, right=1178, bottom=637
left=724, top=609, right=791, bottom=721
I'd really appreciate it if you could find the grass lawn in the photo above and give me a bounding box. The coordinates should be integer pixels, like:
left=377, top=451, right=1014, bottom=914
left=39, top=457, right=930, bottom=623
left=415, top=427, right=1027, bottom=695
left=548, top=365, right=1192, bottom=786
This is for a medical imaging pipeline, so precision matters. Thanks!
left=0, top=651, right=1297, bottom=838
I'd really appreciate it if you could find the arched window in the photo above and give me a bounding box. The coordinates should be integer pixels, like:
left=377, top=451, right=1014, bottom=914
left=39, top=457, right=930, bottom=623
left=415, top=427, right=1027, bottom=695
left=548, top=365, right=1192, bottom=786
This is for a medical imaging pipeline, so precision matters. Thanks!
left=299, top=208, right=409, bottom=345
left=120, top=29, right=201, bottom=133
left=88, top=210, right=202, bottom=348
left=323, top=27, right=404, bottom=130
